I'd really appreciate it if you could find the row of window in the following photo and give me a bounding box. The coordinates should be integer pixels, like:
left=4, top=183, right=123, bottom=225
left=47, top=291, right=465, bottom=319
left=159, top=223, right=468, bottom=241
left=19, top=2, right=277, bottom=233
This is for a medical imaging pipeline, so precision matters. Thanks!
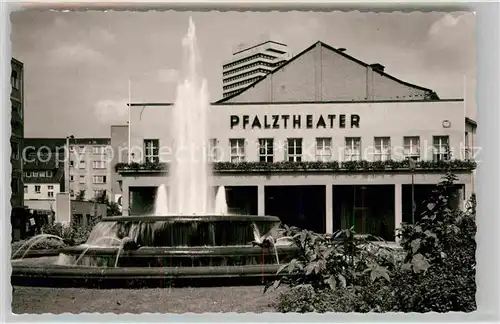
left=70, top=175, right=107, bottom=184
left=224, top=136, right=450, bottom=163
left=25, top=184, right=57, bottom=197
left=223, top=89, right=245, bottom=98
left=69, top=160, right=108, bottom=169
left=71, top=145, right=108, bottom=155
left=24, top=170, right=53, bottom=178
left=223, top=76, right=262, bottom=91
left=223, top=53, right=279, bottom=70
left=223, top=61, right=280, bottom=77
left=223, top=68, right=270, bottom=84
left=69, top=189, right=107, bottom=199
left=142, top=136, right=454, bottom=163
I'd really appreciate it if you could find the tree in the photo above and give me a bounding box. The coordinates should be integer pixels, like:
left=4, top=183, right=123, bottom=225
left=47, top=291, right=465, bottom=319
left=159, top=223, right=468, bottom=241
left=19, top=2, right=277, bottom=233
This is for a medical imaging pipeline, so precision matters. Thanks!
left=92, top=191, right=121, bottom=216
left=75, top=190, right=86, bottom=201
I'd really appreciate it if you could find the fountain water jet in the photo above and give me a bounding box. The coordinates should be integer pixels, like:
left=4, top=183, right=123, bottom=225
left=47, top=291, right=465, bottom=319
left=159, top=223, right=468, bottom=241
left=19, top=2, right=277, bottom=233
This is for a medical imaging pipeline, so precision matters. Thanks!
left=214, top=186, right=228, bottom=215
left=166, top=16, right=212, bottom=216
left=155, top=184, right=169, bottom=215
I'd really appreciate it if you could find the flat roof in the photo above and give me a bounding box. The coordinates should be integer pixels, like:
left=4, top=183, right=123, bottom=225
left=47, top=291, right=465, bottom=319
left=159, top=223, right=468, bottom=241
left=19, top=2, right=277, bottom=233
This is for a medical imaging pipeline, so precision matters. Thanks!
left=127, top=99, right=464, bottom=107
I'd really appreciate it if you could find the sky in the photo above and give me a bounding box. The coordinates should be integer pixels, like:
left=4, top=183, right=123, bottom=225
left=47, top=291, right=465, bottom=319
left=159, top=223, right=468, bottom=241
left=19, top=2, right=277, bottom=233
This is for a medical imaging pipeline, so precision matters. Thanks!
left=11, top=10, right=476, bottom=138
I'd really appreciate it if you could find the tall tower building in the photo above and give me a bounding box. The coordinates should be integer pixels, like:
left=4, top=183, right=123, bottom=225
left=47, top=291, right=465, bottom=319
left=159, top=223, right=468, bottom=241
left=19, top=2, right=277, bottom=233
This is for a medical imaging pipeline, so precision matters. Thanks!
left=222, top=39, right=291, bottom=98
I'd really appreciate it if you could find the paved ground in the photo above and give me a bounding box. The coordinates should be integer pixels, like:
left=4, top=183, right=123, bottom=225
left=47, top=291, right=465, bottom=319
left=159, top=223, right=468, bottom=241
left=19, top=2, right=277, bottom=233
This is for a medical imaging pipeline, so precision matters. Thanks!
left=12, top=285, right=282, bottom=314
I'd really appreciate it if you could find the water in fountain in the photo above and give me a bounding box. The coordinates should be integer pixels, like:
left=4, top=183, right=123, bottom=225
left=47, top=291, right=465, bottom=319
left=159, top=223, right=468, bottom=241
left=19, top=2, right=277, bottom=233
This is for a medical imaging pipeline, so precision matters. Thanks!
left=167, top=17, right=212, bottom=216
left=214, top=186, right=228, bottom=215
left=155, top=184, right=169, bottom=215
left=11, top=234, right=64, bottom=260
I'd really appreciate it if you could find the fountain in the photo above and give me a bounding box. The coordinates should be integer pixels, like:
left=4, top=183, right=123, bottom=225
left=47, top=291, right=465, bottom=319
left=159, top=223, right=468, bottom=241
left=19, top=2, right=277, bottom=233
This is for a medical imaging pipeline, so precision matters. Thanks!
left=10, top=17, right=297, bottom=288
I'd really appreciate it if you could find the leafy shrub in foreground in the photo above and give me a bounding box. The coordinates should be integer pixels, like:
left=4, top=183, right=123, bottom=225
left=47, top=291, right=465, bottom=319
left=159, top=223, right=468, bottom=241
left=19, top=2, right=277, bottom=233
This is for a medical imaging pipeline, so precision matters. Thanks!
left=270, top=172, right=476, bottom=313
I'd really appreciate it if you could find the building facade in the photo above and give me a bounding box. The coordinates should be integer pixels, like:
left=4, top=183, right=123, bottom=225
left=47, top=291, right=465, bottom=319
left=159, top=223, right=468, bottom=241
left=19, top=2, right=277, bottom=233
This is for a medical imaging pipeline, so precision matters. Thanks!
left=67, top=138, right=112, bottom=201
left=11, top=58, right=27, bottom=240
left=222, top=40, right=291, bottom=98
left=110, top=125, right=129, bottom=207
left=115, top=40, right=476, bottom=241
left=23, top=138, right=66, bottom=220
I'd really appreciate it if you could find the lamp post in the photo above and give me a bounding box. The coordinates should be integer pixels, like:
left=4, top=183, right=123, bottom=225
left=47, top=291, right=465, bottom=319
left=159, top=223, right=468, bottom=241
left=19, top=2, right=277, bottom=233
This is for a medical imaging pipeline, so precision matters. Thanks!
left=66, top=135, right=75, bottom=225
left=409, top=158, right=416, bottom=224
left=361, top=186, right=366, bottom=235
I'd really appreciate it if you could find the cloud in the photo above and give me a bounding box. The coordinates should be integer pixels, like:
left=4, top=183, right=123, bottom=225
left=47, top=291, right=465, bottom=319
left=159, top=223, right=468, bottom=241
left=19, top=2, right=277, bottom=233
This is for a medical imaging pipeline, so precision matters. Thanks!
left=53, top=17, right=68, bottom=27
left=88, top=28, right=115, bottom=43
left=49, top=43, right=108, bottom=66
left=420, top=13, right=475, bottom=71
left=93, top=99, right=128, bottom=125
left=157, top=68, right=179, bottom=83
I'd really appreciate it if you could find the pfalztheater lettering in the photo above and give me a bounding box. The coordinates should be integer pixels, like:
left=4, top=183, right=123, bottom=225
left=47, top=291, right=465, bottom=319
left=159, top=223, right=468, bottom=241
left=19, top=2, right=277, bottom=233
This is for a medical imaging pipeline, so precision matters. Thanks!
left=230, top=114, right=360, bottom=130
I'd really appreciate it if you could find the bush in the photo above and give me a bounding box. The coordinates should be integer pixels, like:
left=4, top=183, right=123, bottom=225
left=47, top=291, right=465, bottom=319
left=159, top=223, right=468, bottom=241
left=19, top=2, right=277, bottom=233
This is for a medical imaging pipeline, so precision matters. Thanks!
left=274, top=282, right=397, bottom=313
left=270, top=171, right=476, bottom=313
left=265, top=225, right=397, bottom=293
left=393, top=172, right=477, bottom=312
left=11, top=238, right=67, bottom=257
left=41, top=218, right=101, bottom=246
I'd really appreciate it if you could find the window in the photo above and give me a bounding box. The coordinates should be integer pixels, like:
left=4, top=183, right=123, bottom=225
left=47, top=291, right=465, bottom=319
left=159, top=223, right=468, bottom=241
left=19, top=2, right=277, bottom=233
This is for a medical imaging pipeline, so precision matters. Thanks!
left=11, top=70, right=20, bottom=90
left=209, top=139, right=219, bottom=162
left=48, top=185, right=54, bottom=190
left=144, top=139, right=160, bottom=163
left=48, top=191, right=54, bottom=198
left=345, top=137, right=361, bottom=161
left=79, top=161, right=85, bottom=169
left=23, top=185, right=28, bottom=193
left=92, top=161, right=107, bottom=169
left=92, top=146, right=106, bottom=155
left=464, top=132, right=470, bottom=159
left=11, top=178, right=19, bottom=194
left=25, top=171, right=32, bottom=178
left=374, top=137, right=391, bottom=161
left=70, top=160, right=74, bottom=167
left=93, top=175, right=107, bottom=184
left=433, top=136, right=450, bottom=161
left=287, top=138, right=302, bottom=162
left=11, top=142, right=19, bottom=160
left=259, top=138, right=274, bottom=162
left=79, top=175, right=85, bottom=184
left=403, top=136, right=420, bottom=161
left=46, top=171, right=53, bottom=177
left=230, top=139, right=246, bottom=163
left=94, top=189, right=106, bottom=199
left=316, top=138, right=332, bottom=162
left=70, top=175, right=74, bottom=182
left=35, top=185, right=41, bottom=194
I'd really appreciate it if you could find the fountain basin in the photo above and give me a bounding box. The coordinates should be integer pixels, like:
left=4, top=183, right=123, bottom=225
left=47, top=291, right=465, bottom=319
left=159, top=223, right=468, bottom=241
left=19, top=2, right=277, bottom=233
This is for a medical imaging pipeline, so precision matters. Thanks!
left=11, top=214, right=299, bottom=288
left=89, top=215, right=281, bottom=247
left=11, top=262, right=286, bottom=288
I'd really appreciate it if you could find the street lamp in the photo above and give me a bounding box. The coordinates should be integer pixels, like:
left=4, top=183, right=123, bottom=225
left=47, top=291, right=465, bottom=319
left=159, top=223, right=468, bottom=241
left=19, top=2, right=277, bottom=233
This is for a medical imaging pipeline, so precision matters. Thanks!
left=408, top=158, right=416, bottom=224
left=66, top=135, right=75, bottom=225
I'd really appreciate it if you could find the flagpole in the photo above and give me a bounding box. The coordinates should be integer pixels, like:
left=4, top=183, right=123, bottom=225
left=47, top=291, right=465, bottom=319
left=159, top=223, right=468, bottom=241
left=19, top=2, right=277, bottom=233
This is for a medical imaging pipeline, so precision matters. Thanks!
left=128, top=77, right=131, bottom=164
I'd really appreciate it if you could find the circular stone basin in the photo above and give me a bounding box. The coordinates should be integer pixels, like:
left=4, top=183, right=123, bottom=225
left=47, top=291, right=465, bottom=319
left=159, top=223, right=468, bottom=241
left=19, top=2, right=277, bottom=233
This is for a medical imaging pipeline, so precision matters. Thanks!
left=11, top=215, right=299, bottom=288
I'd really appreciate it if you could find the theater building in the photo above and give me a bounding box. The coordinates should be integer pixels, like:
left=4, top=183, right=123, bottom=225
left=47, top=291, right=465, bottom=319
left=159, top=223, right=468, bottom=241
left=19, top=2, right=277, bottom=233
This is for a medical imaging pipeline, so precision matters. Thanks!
left=115, top=41, right=476, bottom=241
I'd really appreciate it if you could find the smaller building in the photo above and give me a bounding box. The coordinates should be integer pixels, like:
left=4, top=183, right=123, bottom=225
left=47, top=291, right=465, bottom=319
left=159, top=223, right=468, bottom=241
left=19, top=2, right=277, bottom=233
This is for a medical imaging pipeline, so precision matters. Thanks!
left=67, top=138, right=112, bottom=201
left=222, top=40, right=291, bottom=98
left=23, top=138, right=66, bottom=229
